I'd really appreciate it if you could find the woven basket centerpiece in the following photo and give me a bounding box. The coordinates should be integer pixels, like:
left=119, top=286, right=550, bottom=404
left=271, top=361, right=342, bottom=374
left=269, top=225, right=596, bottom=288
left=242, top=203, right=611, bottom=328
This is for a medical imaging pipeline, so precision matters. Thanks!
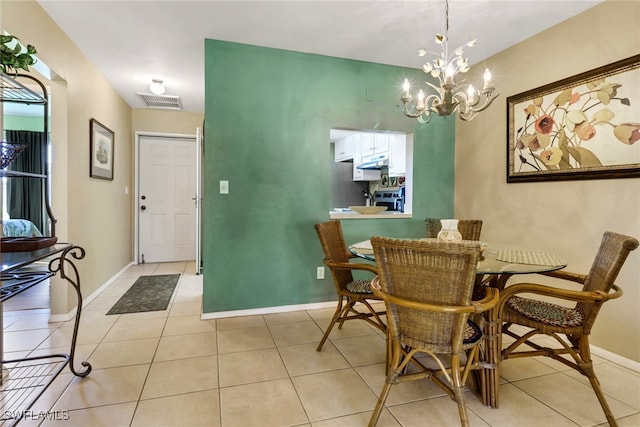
left=0, top=142, right=28, bottom=169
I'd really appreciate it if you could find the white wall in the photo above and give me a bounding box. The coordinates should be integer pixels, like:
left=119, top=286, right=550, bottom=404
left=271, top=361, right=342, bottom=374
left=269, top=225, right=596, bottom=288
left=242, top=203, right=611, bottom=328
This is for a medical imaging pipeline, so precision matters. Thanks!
left=455, top=0, right=640, bottom=361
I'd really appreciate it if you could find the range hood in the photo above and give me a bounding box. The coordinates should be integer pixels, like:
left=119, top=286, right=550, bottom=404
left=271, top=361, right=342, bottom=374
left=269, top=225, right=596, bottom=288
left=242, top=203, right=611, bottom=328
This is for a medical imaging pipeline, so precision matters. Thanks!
left=357, top=154, right=389, bottom=170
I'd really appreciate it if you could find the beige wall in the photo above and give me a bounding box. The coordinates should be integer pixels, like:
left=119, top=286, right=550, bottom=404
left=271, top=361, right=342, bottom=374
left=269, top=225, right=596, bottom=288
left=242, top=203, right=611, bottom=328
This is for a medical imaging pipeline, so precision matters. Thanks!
left=456, top=0, right=640, bottom=362
left=2, top=0, right=133, bottom=314
left=132, top=109, right=203, bottom=135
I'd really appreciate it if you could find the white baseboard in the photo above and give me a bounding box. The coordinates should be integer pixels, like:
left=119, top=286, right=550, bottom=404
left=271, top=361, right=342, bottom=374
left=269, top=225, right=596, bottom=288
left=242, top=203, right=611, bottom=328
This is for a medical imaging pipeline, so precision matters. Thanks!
left=48, top=312, right=75, bottom=322
left=201, top=301, right=338, bottom=320
left=82, top=261, right=134, bottom=307
left=48, top=261, right=134, bottom=322
left=591, top=345, right=640, bottom=373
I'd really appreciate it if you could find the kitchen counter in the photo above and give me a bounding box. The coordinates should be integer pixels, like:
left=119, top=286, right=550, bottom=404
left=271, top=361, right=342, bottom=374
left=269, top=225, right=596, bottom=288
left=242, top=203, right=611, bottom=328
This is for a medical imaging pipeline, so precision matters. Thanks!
left=329, top=210, right=412, bottom=220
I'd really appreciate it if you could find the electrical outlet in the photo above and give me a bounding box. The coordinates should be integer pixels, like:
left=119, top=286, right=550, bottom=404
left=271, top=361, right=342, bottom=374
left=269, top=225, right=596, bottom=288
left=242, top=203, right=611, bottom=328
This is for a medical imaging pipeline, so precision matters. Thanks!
left=316, top=266, right=325, bottom=280
left=219, top=180, right=229, bottom=194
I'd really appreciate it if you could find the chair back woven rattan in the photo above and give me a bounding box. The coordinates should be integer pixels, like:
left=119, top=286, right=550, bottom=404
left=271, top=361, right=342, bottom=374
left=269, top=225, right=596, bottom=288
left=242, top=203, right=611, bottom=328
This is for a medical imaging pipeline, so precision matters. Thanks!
left=368, top=237, right=499, bottom=427
left=313, top=220, right=385, bottom=352
left=497, top=231, right=639, bottom=427
left=425, top=218, right=483, bottom=241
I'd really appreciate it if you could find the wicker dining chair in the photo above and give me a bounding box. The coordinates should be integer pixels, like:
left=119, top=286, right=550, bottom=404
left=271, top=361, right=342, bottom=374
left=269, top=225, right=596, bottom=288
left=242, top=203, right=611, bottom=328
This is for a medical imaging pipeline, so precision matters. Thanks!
left=425, top=218, right=483, bottom=241
left=313, top=220, right=386, bottom=351
left=368, top=237, right=499, bottom=427
left=497, top=231, right=639, bottom=427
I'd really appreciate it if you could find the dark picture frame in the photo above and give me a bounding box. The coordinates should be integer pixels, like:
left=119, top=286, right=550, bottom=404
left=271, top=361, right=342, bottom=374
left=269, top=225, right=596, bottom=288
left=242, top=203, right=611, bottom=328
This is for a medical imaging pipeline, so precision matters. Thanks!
left=507, top=54, right=640, bottom=183
left=89, top=118, right=114, bottom=180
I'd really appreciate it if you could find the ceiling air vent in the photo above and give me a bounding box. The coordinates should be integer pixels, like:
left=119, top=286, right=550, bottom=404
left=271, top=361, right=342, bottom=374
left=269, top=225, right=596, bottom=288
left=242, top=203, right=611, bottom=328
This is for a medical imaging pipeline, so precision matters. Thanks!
left=137, top=93, right=182, bottom=110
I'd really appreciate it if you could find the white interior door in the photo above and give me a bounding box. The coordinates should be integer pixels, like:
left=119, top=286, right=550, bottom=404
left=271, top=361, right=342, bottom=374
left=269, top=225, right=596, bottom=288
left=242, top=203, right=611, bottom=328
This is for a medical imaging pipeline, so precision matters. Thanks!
left=138, top=135, right=196, bottom=263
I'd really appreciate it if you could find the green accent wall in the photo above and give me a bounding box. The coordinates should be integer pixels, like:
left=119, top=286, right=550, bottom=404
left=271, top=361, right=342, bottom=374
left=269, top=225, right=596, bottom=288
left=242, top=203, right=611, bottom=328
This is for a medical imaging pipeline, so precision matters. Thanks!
left=203, top=40, right=455, bottom=313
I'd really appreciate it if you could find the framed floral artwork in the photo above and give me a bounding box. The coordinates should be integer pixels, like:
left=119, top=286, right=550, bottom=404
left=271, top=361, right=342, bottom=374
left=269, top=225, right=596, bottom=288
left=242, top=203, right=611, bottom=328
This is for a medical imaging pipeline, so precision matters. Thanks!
left=89, top=118, right=114, bottom=180
left=507, top=54, right=640, bottom=182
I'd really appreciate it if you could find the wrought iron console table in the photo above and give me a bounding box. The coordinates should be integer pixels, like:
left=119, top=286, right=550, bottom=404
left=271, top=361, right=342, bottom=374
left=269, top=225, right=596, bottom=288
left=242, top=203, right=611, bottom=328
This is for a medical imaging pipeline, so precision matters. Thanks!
left=0, top=244, right=91, bottom=426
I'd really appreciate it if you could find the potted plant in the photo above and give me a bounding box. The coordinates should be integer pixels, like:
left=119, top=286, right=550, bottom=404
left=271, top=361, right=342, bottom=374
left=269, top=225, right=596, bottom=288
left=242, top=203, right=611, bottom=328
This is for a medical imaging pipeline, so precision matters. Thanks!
left=1, top=34, right=38, bottom=170
left=1, top=34, right=37, bottom=76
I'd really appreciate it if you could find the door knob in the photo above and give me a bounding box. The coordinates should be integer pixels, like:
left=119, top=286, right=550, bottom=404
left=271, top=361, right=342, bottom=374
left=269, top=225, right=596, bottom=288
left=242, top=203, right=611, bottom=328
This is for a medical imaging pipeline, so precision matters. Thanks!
left=141, top=205, right=146, bottom=210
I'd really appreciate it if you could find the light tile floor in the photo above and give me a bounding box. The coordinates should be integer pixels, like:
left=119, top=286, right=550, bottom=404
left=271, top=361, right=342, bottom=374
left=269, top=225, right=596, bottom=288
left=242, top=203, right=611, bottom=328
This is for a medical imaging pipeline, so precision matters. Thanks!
left=3, top=261, right=639, bottom=426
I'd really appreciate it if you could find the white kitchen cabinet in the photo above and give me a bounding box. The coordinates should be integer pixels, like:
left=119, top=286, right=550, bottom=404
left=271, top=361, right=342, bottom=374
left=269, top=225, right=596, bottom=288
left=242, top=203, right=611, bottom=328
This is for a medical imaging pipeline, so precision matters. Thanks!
left=360, top=132, right=389, bottom=157
left=334, top=134, right=356, bottom=162
left=388, top=134, right=407, bottom=176
left=373, top=133, right=389, bottom=154
left=353, top=133, right=380, bottom=180
left=360, top=133, right=373, bottom=155
left=352, top=134, right=363, bottom=166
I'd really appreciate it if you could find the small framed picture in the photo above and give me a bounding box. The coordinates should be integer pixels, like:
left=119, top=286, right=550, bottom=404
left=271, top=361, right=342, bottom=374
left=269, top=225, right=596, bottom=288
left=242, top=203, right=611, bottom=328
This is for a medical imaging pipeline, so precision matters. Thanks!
left=89, top=118, right=114, bottom=180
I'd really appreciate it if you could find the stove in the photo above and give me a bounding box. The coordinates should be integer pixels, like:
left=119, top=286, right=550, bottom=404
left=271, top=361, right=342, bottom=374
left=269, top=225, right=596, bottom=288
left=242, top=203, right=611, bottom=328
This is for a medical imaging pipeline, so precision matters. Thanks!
left=373, top=188, right=404, bottom=212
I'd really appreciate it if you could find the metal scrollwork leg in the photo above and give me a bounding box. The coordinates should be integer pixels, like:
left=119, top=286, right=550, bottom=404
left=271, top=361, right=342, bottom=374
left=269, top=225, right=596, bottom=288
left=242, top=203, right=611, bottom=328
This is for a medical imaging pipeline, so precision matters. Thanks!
left=48, top=245, right=92, bottom=377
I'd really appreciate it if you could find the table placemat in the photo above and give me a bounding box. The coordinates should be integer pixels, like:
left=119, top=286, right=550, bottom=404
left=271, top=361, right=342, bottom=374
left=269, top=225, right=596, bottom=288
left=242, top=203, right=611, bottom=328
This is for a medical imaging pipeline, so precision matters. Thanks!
left=351, top=240, right=373, bottom=254
left=496, top=249, right=565, bottom=267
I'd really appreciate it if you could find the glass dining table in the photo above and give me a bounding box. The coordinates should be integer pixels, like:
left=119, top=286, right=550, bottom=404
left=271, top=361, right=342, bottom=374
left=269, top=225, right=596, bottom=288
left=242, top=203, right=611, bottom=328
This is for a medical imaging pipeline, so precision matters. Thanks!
left=348, top=239, right=567, bottom=409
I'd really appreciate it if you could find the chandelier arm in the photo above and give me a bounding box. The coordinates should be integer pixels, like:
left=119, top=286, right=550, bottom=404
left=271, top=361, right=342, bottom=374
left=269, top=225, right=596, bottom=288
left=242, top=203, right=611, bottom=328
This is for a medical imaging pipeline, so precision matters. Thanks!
left=402, top=91, right=442, bottom=117
left=423, top=93, right=443, bottom=114
left=451, top=91, right=468, bottom=103
left=451, top=91, right=469, bottom=113
left=458, top=111, right=475, bottom=122
left=469, top=94, right=500, bottom=113
left=424, top=93, right=441, bottom=105
left=459, top=94, right=501, bottom=121
left=418, top=113, right=433, bottom=124
left=466, top=94, right=481, bottom=109
left=401, top=101, right=429, bottom=118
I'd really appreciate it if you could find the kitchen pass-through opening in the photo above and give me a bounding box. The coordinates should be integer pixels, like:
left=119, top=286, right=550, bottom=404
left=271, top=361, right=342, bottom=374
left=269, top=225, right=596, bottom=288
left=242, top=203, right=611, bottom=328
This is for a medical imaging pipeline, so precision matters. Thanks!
left=329, top=128, right=413, bottom=217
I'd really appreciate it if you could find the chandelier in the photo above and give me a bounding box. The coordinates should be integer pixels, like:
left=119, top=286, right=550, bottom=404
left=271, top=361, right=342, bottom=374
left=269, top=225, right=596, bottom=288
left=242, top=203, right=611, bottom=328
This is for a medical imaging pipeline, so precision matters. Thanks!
left=400, top=0, right=498, bottom=123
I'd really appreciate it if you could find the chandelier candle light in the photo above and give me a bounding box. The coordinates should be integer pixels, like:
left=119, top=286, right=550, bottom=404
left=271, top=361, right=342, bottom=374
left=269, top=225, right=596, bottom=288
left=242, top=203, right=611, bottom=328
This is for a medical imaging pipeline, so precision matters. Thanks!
left=400, top=0, right=498, bottom=123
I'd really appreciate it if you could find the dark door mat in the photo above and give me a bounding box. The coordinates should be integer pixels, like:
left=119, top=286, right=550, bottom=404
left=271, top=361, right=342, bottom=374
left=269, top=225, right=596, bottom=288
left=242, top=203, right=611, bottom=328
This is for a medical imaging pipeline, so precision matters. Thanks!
left=106, top=274, right=180, bottom=315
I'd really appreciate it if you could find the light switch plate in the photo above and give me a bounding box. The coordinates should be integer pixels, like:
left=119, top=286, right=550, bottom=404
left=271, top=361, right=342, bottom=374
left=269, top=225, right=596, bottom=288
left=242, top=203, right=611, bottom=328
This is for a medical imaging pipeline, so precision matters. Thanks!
left=219, top=180, right=229, bottom=194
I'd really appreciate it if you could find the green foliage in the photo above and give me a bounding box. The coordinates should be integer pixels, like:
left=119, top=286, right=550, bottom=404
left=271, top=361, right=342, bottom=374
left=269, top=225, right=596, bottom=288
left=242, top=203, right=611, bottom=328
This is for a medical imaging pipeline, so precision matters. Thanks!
left=0, top=34, right=37, bottom=75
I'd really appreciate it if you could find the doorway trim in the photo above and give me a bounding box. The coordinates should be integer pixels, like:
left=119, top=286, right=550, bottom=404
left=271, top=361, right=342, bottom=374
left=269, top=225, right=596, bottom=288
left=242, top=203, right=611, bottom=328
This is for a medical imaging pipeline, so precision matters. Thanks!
left=134, top=131, right=198, bottom=265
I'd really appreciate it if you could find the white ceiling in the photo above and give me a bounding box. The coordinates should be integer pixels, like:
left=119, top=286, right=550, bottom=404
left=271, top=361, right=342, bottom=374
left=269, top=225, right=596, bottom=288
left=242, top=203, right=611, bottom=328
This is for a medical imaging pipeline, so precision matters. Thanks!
left=33, top=0, right=603, bottom=114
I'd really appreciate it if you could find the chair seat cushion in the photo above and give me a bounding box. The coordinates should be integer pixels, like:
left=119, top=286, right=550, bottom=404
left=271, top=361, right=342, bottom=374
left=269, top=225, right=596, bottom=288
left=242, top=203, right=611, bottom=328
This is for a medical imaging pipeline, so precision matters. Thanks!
left=464, top=320, right=482, bottom=344
left=507, top=296, right=585, bottom=327
left=346, top=279, right=374, bottom=294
